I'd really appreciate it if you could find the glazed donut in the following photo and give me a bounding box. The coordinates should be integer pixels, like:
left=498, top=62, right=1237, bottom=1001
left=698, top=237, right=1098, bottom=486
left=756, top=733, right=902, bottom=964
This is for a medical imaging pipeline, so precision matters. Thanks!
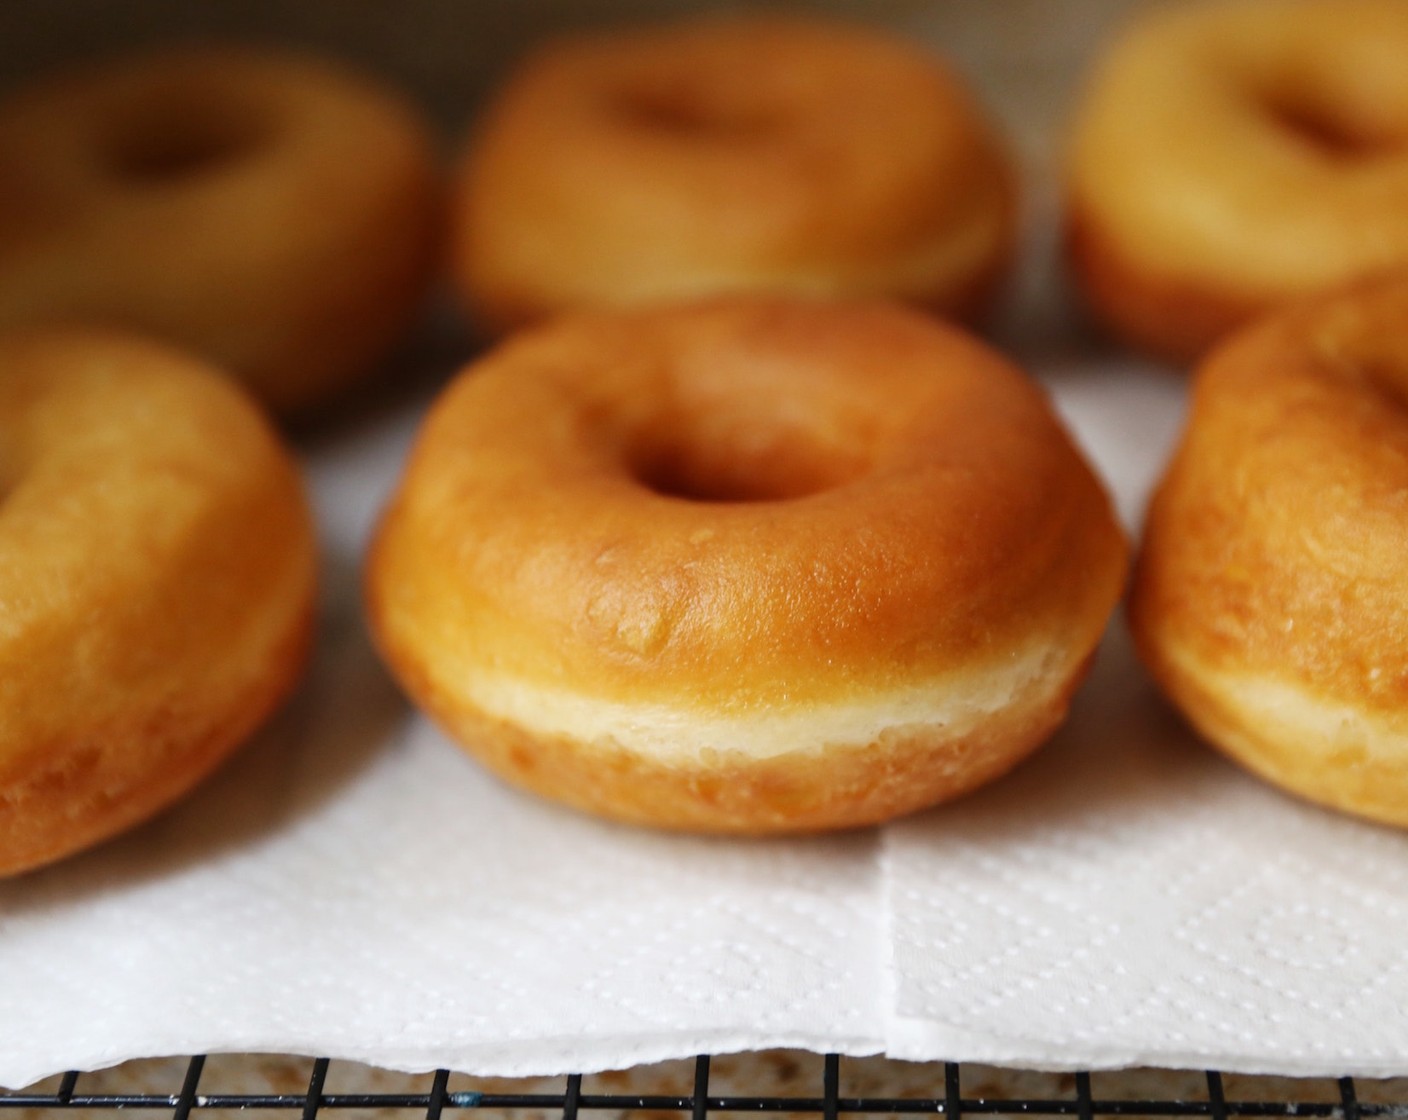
left=1129, top=274, right=1408, bottom=827
left=0, top=46, right=441, bottom=416
left=452, top=17, right=1017, bottom=334
left=1066, top=0, right=1408, bottom=364
left=366, top=299, right=1126, bottom=833
left=0, top=329, right=317, bottom=876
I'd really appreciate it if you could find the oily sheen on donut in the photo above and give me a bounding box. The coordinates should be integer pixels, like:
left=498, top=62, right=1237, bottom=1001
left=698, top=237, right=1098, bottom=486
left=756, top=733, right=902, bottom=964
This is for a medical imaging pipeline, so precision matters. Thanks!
left=1067, top=0, right=1408, bottom=364
left=1129, top=275, right=1408, bottom=827
left=367, top=300, right=1126, bottom=833
left=0, top=46, right=441, bottom=416
left=0, top=330, right=317, bottom=876
left=452, top=17, right=1017, bottom=334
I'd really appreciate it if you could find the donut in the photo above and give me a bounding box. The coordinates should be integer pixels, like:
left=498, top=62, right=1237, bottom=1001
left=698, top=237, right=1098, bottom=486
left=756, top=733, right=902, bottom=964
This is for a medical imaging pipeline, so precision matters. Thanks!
left=0, top=46, right=442, bottom=416
left=0, top=329, right=317, bottom=876
left=366, top=299, right=1126, bottom=833
left=1066, top=0, right=1408, bottom=364
left=452, top=16, right=1017, bottom=335
left=1129, top=274, right=1408, bottom=827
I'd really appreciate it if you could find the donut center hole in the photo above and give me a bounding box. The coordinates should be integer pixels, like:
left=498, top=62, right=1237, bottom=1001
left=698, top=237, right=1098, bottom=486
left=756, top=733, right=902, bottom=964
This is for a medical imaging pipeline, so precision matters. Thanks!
left=1262, top=92, right=1392, bottom=159
left=1353, top=347, right=1408, bottom=416
left=103, top=96, right=269, bottom=181
left=614, top=85, right=779, bottom=140
left=630, top=422, right=864, bottom=503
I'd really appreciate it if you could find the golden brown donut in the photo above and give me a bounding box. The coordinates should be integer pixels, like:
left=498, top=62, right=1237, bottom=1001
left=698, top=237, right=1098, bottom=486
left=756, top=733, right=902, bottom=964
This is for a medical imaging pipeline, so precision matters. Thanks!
left=1066, top=0, right=1408, bottom=364
left=1129, top=274, right=1408, bottom=827
left=366, top=299, right=1126, bottom=833
left=0, top=46, right=442, bottom=416
left=452, top=17, right=1017, bottom=334
left=0, top=329, right=318, bottom=876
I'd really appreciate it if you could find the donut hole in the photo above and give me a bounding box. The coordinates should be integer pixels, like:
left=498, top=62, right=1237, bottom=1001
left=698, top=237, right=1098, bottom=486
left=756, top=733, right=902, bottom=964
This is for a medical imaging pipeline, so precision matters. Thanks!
left=1261, top=90, right=1394, bottom=159
left=1355, top=344, right=1408, bottom=416
left=1370, top=367, right=1408, bottom=420
left=102, top=94, right=271, bottom=182
left=612, top=84, right=780, bottom=141
left=629, top=418, right=867, bottom=503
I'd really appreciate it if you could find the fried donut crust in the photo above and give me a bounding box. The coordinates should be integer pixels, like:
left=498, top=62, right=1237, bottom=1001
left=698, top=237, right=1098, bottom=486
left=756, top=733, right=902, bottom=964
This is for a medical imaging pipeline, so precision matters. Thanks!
left=0, top=329, right=317, bottom=875
left=1067, top=0, right=1408, bottom=363
left=1129, top=274, right=1408, bottom=826
left=0, top=46, right=442, bottom=415
left=454, top=16, right=1017, bottom=333
left=367, top=299, right=1127, bottom=833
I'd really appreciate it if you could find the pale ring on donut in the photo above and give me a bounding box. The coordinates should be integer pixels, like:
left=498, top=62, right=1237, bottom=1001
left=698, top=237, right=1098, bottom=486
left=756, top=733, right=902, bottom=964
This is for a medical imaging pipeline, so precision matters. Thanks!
left=367, top=299, right=1126, bottom=833
left=1130, top=273, right=1408, bottom=827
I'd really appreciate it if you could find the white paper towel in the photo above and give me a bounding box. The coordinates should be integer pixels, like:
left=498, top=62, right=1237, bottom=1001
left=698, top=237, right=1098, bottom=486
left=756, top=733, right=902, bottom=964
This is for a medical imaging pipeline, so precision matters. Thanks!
left=10, top=0, right=1408, bottom=1086
left=885, top=623, right=1408, bottom=1077
left=0, top=388, right=885, bottom=1088
left=8, top=304, right=1408, bottom=1087
left=5, top=330, right=1408, bottom=1086
left=887, top=369, right=1408, bottom=1078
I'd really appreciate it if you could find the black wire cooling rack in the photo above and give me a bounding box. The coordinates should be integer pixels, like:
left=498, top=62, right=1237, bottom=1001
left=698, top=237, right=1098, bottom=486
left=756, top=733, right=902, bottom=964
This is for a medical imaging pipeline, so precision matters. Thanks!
left=1, top=1055, right=1399, bottom=1120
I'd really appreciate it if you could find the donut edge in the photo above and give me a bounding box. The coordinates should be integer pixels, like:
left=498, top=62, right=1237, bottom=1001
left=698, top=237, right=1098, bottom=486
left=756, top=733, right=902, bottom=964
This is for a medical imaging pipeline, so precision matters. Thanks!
left=0, top=590, right=317, bottom=878
left=0, top=327, right=323, bottom=877
left=1064, top=203, right=1267, bottom=366
left=451, top=15, right=1020, bottom=337
left=381, top=638, right=1103, bottom=835
left=1124, top=269, right=1408, bottom=828
left=1129, top=615, right=1408, bottom=829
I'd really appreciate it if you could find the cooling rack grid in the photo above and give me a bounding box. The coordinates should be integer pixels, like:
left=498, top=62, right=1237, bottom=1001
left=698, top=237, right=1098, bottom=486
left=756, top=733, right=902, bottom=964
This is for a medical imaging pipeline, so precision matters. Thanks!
left=3, top=1054, right=1402, bottom=1120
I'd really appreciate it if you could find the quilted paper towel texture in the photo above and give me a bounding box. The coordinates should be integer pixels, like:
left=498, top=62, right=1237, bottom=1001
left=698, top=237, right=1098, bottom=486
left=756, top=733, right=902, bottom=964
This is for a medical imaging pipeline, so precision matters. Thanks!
left=6, top=332, right=1408, bottom=1085
left=886, top=627, right=1408, bottom=1075
left=886, top=371, right=1408, bottom=1076
left=0, top=401, right=885, bottom=1090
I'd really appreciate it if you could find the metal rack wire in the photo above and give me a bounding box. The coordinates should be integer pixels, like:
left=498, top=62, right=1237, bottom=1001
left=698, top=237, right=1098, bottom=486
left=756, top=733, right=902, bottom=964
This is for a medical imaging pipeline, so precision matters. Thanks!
left=0, top=1055, right=1394, bottom=1119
